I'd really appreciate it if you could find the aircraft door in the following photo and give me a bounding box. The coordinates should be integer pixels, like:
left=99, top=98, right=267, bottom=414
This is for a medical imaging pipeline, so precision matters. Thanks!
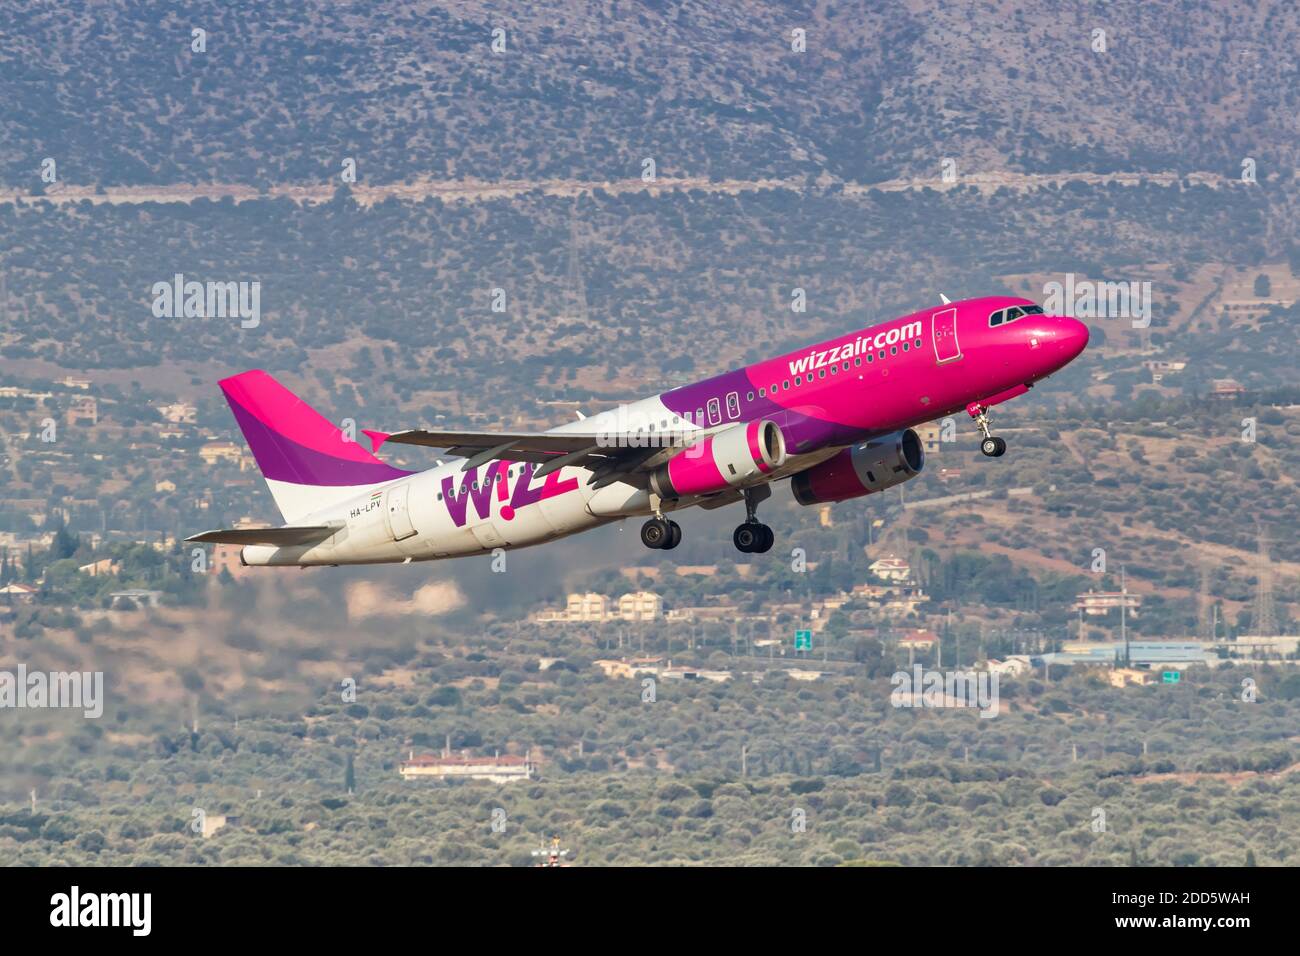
left=707, top=397, right=722, bottom=425
left=932, top=307, right=962, bottom=364
left=725, top=391, right=740, bottom=419
left=385, top=483, right=417, bottom=541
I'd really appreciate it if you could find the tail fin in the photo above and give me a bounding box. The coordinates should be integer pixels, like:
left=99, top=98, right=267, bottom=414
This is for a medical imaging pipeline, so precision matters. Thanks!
left=218, top=370, right=413, bottom=522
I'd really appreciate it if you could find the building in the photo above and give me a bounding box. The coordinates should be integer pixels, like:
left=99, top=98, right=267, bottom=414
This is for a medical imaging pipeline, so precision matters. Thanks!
left=853, top=582, right=926, bottom=616
left=868, top=555, right=912, bottom=583
left=108, top=589, right=163, bottom=609
left=593, top=659, right=638, bottom=679
left=201, top=814, right=241, bottom=839
left=1108, top=668, right=1154, bottom=688
left=1210, top=378, right=1246, bottom=399
left=618, top=590, right=662, bottom=622
left=538, top=590, right=670, bottom=624
left=0, top=583, right=37, bottom=603
left=399, top=751, right=535, bottom=784
left=77, top=557, right=119, bottom=577
left=1141, top=359, right=1186, bottom=383
left=199, top=441, right=245, bottom=467
left=209, top=543, right=251, bottom=579
left=806, top=595, right=850, bottom=632
left=1044, top=641, right=1213, bottom=668
left=674, top=603, right=741, bottom=623
left=986, top=656, right=1032, bottom=677
left=66, top=396, right=98, bottom=426
left=566, top=592, right=609, bottom=622
left=659, top=662, right=732, bottom=682
left=1074, top=589, right=1141, bottom=617
left=899, top=629, right=938, bottom=651
left=914, top=421, right=944, bottom=453
left=786, top=669, right=826, bottom=682
left=158, top=402, right=197, bottom=424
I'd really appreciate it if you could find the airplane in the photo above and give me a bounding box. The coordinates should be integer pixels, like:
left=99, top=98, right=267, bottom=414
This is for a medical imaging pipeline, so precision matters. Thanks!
left=187, top=295, right=1088, bottom=566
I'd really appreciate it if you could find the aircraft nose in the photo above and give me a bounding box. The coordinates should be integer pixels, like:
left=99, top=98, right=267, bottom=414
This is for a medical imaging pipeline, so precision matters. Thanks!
left=1054, top=316, right=1089, bottom=360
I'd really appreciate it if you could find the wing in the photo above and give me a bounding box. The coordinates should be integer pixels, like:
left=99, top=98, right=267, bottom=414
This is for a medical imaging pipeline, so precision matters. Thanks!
left=186, top=524, right=341, bottom=546
left=379, top=427, right=679, bottom=485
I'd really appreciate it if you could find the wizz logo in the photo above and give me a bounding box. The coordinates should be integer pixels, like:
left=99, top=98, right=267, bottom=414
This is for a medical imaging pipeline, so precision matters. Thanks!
left=440, top=462, right=578, bottom=527
left=787, top=321, right=923, bottom=376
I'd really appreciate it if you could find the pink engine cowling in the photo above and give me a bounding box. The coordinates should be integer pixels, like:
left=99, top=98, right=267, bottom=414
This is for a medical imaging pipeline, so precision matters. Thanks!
left=791, top=429, right=924, bottom=505
left=649, top=419, right=785, bottom=499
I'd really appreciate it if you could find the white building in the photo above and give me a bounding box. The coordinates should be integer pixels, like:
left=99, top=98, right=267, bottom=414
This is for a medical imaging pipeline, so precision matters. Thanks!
left=565, top=592, right=610, bottom=622
left=868, top=555, right=912, bottom=583
left=618, top=590, right=662, bottom=622
left=399, top=752, right=535, bottom=784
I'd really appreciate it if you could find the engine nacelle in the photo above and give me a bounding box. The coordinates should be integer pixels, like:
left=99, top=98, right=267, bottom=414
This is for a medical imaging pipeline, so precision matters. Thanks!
left=649, top=419, right=786, bottom=499
left=791, top=429, right=924, bottom=505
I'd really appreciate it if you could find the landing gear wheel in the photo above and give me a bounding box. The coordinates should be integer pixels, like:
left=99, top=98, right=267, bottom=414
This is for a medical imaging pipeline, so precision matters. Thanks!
left=664, top=520, right=682, bottom=550
left=734, top=522, right=773, bottom=554
left=641, top=517, right=671, bottom=549
left=733, top=524, right=760, bottom=553
left=972, top=403, right=1006, bottom=458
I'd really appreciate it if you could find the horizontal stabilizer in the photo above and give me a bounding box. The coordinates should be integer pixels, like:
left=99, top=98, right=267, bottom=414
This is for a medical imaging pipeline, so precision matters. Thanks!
left=185, top=524, right=341, bottom=547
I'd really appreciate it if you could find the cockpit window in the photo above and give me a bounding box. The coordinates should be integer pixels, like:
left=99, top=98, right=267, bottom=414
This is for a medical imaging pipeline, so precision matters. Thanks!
left=990, top=304, right=1045, bottom=327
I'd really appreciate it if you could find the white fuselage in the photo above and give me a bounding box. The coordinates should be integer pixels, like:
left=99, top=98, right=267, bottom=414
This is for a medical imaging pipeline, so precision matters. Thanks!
left=241, top=390, right=831, bottom=567
left=243, top=394, right=684, bottom=566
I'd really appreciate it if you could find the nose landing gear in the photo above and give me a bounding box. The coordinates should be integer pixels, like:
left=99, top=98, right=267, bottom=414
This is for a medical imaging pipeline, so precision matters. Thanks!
left=970, top=403, right=1007, bottom=457
left=980, top=436, right=1007, bottom=457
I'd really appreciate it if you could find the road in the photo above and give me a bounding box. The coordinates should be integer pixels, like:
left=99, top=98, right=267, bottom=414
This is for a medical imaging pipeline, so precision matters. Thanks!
left=0, top=169, right=1258, bottom=209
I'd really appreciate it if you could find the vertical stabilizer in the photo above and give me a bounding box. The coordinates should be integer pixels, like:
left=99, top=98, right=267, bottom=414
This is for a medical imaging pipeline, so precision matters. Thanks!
left=218, top=370, right=413, bottom=522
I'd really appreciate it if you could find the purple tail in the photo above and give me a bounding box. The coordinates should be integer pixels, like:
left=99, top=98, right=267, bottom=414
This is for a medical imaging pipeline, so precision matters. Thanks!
left=219, top=370, right=412, bottom=521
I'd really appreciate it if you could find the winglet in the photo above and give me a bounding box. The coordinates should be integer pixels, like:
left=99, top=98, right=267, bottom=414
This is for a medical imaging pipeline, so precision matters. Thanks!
left=940, top=294, right=952, bottom=305
left=362, top=429, right=391, bottom=453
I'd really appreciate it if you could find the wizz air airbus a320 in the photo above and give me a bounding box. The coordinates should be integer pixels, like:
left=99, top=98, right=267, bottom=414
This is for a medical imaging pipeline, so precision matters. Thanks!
left=188, top=296, right=1088, bottom=565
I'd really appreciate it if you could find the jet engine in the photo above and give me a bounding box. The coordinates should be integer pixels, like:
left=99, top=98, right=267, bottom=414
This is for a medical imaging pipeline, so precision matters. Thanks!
left=791, top=429, right=924, bottom=505
left=649, top=419, right=786, bottom=499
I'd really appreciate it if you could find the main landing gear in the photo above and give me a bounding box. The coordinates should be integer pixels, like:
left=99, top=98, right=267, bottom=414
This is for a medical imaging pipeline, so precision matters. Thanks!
left=733, top=487, right=774, bottom=554
left=640, top=516, right=682, bottom=550
left=970, top=403, right=1007, bottom=458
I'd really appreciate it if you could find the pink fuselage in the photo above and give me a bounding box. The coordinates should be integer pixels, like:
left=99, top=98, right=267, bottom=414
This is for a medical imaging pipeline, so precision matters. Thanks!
left=241, top=296, right=1089, bottom=565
